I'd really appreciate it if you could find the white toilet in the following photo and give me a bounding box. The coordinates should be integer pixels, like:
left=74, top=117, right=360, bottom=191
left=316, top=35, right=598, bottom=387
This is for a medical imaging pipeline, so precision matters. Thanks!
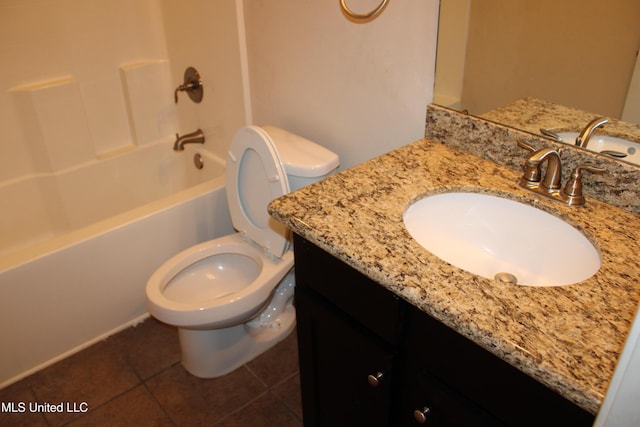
left=145, top=125, right=339, bottom=378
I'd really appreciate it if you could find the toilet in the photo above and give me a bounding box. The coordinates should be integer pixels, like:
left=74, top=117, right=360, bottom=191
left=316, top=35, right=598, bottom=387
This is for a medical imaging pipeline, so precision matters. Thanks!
left=145, top=125, right=339, bottom=378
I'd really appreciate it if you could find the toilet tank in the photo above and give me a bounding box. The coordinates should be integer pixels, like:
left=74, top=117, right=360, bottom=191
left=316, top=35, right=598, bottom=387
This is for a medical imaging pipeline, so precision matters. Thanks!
left=262, top=126, right=340, bottom=191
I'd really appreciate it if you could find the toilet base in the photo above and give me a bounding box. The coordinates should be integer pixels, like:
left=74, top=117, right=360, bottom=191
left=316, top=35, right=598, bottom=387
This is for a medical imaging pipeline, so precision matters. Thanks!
left=178, top=307, right=295, bottom=378
left=177, top=271, right=297, bottom=378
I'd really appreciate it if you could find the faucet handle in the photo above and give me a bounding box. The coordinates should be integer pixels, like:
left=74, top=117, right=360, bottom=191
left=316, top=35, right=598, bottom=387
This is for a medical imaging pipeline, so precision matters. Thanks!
left=516, top=140, right=536, bottom=153
left=516, top=141, right=542, bottom=184
left=561, top=164, right=606, bottom=206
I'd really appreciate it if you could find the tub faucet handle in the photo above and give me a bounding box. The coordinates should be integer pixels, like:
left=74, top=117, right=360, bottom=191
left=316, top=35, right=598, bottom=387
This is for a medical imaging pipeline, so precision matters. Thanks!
left=174, top=67, right=203, bottom=104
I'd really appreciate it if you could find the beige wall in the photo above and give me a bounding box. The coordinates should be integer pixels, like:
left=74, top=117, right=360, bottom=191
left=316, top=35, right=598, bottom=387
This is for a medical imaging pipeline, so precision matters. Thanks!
left=243, top=0, right=440, bottom=169
left=459, top=0, right=640, bottom=117
left=434, top=0, right=470, bottom=108
left=1, top=0, right=440, bottom=184
left=160, top=0, right=247, bottom=161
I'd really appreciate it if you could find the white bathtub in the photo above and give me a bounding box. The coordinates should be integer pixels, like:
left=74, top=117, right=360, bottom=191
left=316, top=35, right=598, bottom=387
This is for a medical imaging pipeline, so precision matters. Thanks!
left=0, top=141, right=233, bottom=387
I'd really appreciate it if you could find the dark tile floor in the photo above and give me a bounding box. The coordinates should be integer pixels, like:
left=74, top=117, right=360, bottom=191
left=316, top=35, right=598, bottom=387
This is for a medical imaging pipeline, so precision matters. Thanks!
left=0, top=318, right=302, bottom=426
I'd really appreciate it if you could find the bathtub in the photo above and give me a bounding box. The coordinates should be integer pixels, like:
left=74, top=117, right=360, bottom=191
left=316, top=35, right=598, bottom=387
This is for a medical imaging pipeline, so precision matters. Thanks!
left=0, top=141, right=233, bottom=387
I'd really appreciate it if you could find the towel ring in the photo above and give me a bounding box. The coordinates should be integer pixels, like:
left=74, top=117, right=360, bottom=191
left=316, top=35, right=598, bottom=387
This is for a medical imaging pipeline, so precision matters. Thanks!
left=340, top=0, right=389, bottom=23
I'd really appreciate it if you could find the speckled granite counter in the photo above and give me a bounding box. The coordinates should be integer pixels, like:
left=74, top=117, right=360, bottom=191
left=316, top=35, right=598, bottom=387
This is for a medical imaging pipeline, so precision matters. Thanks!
left=425, top=103, right=640, bottom=215
left=482, top=97, right=640, bottom=145
left=269, top=138, right=640, bottom=415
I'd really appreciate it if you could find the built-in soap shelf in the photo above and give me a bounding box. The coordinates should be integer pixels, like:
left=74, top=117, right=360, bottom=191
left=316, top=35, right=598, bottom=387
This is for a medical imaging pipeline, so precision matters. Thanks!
left=10, top=60, right=176, bottom=173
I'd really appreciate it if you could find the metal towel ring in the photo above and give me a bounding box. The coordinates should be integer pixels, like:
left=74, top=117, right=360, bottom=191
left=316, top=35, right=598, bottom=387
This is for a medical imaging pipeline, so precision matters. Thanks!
left=340, top=0, right=389, bottom=22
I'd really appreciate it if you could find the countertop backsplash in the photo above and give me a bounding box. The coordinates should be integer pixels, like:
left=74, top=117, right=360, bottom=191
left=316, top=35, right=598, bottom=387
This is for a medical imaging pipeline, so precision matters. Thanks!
left=425, top=102, right=640, bottom=215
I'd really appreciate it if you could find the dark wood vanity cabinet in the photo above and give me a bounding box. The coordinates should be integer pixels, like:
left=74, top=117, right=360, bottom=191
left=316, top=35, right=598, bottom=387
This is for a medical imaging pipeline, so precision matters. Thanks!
left=294, top=233, right=402, bottom=426
left=293, top=234, right=595, bottom=427
left=295, top=289, right=396, bottom=425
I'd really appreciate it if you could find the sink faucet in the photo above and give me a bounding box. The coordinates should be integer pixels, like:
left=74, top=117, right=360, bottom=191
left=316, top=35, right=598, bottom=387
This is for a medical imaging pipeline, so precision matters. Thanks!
left=575, top=117, right=608, bottom=148
left=517, top=141, right=604, bottom=206
left=524, top=147, right=562, bottom=190
left=173, top=129, right=205, bottom=151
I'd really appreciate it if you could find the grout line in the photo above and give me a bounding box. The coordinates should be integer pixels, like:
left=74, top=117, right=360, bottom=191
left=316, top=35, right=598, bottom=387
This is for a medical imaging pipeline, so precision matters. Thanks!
left=8, top=321, right=301, bottom=426
left=268, top=372, right=303, bottom=422
left=141, top=381, right=178, bottom=427
left=210, top=389, right=271, bottom=426
left=242, top=364, right=269, bottom=389
left=57, top=383, right=142, bottom=427
left=270, top=370, right=299, bottom=390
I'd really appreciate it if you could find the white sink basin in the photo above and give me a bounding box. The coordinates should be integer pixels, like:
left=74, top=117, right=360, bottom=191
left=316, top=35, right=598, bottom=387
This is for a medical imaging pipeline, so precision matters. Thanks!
left=557, top=132, right=640, bottom=166
left=403, top=193, right=601, bottom=286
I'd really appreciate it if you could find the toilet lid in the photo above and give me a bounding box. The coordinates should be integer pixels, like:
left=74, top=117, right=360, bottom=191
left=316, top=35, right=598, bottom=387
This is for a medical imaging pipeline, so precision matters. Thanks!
left=226, top=126, right=290, bottom=258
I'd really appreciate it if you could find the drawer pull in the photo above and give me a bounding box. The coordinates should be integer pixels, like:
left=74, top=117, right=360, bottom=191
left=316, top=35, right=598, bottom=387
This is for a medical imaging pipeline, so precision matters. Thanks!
left=367, top=371, right=384, bottom=387
left=413, top=406, right=431, bottom=424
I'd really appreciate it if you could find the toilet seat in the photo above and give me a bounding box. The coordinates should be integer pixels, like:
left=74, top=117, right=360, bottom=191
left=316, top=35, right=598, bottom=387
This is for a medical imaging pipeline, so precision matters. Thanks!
left=146, top=233, right=294, bottom=329
left=226, top=126, right=290, bottom=258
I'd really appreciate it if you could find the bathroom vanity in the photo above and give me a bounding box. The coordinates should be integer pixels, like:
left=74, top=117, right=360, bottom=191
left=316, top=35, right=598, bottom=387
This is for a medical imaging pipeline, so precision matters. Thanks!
left=268, top=121, right=640, bottom=425
left=294, top=234, right=593, bottom=425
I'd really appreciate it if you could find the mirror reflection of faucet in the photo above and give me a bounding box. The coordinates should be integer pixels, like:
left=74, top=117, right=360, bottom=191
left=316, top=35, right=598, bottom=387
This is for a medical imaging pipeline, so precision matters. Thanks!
left=540, top=118, right=629, bottom=160
left=575, top=117, right=609, bottom=148
left=174, top=129, right=205, bottom=151
left=539, top=117, right=609, bottom=149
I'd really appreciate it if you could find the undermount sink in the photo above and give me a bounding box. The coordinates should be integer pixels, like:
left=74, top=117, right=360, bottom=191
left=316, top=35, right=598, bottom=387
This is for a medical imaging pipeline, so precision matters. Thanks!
left=557, top=132, right=640, bottom=166
left=403, top=193, right=601, bottom=286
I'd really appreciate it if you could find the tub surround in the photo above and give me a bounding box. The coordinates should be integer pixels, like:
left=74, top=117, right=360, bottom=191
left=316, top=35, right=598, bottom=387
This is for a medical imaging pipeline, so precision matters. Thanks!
left=0, top=143, right=223, bottom=264
left=269, top=128, right=640, bottom=414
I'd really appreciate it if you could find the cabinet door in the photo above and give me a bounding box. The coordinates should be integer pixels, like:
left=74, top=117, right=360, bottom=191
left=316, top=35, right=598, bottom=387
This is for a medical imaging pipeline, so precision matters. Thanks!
left=296, top=287, right=395, bottom=427
left=399, top=371, right=502, bottom=426
left=401, top=303, right=594, bottom=427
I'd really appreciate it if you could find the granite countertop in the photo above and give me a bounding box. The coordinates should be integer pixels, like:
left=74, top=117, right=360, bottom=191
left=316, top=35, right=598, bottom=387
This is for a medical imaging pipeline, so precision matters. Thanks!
left=268, top=139, right=640, bottom=415
left=482, top=97, right=640, bottom=145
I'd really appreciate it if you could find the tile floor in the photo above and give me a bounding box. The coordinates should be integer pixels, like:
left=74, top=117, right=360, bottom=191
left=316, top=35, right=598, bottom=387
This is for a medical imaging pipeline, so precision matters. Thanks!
left=0, top=318, right=302, bottom=426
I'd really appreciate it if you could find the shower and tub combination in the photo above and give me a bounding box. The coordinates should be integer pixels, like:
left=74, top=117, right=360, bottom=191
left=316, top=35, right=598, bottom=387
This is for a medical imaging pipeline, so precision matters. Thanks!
left=0, top=60, right=235, bottom=387
left=0, top=0, right=258, bottom=388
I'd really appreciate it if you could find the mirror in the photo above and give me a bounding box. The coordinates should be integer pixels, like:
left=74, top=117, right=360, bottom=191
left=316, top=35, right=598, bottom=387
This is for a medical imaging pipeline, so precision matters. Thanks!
left=434, top=0, right=640, bottom=125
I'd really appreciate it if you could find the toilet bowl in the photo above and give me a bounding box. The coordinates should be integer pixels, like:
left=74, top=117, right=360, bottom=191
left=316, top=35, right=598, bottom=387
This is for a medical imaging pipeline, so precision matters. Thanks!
left=146, top=233, right=294, bottom=329
left=145, top=125, right=339, bottom=378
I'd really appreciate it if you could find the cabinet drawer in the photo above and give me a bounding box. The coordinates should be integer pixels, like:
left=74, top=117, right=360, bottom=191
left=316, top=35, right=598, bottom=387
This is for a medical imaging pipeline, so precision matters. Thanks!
left=293, top=234, right=401, bottom=346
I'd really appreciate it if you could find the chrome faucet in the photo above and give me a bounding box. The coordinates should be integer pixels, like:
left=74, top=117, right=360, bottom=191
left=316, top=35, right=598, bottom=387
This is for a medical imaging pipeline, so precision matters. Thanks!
left=173, top=129, right=205, bottom=151
left=575, top=117, right=608, bottom=148
left=517, top=141, right=604, bottom=206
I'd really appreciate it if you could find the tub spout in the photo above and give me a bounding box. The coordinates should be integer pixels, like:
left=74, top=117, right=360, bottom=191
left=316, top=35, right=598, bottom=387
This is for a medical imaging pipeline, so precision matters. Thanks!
left=174, top=129, right=205, bottom=151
